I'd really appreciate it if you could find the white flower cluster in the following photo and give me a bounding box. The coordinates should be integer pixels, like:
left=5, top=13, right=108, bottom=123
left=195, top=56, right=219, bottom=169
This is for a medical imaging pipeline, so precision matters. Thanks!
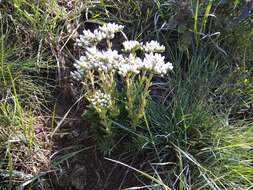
left=71, top=70, right=82, bottom=81
left=90, top=90, right=112, bottom=111
left=98, top=23, right=124, bottom=39
left=76, top=29, right=106, bottom=47
left=143, top=40, right=165, bottom=53
left=123, top=40, right=141, bottom=52
left=73, top=23, right=173, bottom=79
left=76, top=23, right=124, bottom=47
left=117, top=54, right=142, bottom=76
left=74, top=47, right=124, bottom=73
left=74, top=48, right=173, bottom=77
left=142, top=53, right=173, bottom=75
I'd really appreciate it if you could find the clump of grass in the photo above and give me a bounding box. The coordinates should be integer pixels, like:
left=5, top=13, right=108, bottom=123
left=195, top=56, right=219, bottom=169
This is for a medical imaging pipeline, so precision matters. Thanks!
left=110, top=49, right=253, bottom=189
left=0, top=2, right=58, bottom=189
left=0, top=63, right=53, bottom=189
left=205, top=121, right=253, bottom=190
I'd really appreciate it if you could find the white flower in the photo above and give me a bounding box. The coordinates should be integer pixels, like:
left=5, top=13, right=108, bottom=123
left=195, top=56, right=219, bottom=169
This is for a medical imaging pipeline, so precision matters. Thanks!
left=72, top=56, right=90, bottom=80
left=118, top=63, right=140, bottom=77
left=74, top=47, right=124, bottom=73
left=143, top=40, right=165, bottom=53
left=70, top=71, right=82, bottom=81
left=142, top=53, right=163, bottom=70
left=98, top=23, right=124, bottom=39
left=90, top=90, right=112, bottom=112
left=154, top=61, right=173, bottom=75
left=75, top=55, right=92, bottom=70
left=142, top=53, right=173, bottom=74
left=76, top=30, right=96, bottom=47
left=117, top=54, right=142, bottom=76
left=122, top=40, right=141, bottom=52
left=76, top=23, right=124, bottom=47
left=93, top=29, right=107, bottom=41
left=76, top=29, right=106, bottom=47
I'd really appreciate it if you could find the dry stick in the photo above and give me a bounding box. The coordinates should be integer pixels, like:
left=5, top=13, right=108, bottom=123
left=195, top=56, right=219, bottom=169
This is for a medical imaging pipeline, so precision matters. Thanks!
left=51, top=95, right=84, bottom=138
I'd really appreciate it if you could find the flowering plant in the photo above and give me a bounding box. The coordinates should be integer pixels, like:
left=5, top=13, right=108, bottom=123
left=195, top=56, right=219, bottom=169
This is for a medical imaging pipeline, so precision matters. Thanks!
left=71, top=23, right=173, bottom=145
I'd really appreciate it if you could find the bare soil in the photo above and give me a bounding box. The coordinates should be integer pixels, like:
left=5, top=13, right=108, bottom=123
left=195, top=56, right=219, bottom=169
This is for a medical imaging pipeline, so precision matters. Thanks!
left=49, top=94, right=147, bottom=190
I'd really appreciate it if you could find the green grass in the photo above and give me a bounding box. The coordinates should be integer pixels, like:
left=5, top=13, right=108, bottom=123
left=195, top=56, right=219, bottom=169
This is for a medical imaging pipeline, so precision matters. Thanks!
left=0, top=65, right=51, bottom=189
left=0, top=2, right=57, bottom=189
left=116, top=49, right=253, bottom=189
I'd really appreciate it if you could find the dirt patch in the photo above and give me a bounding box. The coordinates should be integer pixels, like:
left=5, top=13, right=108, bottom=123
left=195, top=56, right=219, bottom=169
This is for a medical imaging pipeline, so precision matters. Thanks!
left=52, top=146, right=147, bottom=190
left=49, top=95, right=148, bottom=190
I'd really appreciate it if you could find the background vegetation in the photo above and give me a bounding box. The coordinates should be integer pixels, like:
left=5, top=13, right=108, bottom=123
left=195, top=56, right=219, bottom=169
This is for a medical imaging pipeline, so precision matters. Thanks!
left=0, top=0, right=253, bottom=189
